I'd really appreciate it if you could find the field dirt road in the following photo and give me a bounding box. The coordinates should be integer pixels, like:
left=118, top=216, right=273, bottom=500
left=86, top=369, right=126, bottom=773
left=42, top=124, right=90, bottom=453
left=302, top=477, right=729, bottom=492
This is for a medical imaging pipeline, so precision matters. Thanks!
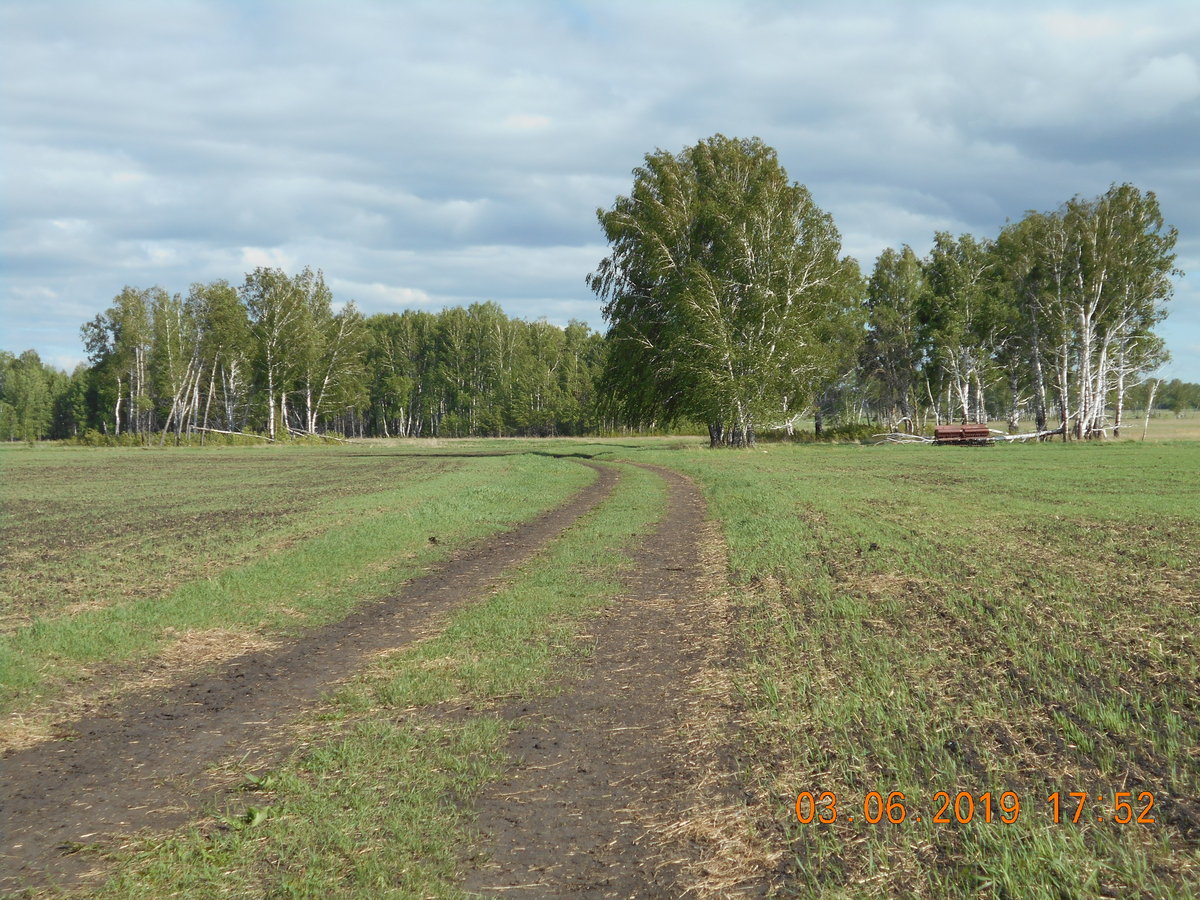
left=0, top=464, right=618, bottom=893
left=1, top=459, right=768, bottom=897
left=464, top=464, right=770, bottom=899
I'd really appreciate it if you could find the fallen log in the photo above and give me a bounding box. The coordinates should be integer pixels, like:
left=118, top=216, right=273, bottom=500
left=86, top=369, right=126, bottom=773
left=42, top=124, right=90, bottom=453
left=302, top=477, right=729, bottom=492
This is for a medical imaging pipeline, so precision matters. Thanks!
left=287, top=427, right=351, bottom=444
left=873, top=432, right=933, bottom=444
left=992, top=425, right=1066, bottom=442
left=873, top=424, right=1067, bottom=445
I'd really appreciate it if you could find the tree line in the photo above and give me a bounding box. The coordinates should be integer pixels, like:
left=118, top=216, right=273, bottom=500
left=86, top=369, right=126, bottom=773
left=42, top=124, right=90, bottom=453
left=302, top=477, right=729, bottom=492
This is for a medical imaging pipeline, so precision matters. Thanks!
left=2, top=136, right=1192, bottom=445
left=856, top=183, right=1178, bottom=439
left=591, top=136, right=1184, bottom=444
left=2, top=269, right=605, bottom=442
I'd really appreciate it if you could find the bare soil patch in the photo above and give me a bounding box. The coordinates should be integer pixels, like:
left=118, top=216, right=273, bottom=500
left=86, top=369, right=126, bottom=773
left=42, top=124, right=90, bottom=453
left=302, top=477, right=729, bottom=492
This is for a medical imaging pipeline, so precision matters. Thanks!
left=463, top=465, right=775, bottom=898
left=0, top=464, right=617, bottom=894
left=1, top=628, right=283, bottom=754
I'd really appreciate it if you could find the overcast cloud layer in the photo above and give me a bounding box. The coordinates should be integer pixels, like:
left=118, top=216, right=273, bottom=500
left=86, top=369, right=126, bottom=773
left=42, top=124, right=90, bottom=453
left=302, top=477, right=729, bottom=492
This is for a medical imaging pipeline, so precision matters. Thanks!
left=3, top=0, right=1198, bottom=380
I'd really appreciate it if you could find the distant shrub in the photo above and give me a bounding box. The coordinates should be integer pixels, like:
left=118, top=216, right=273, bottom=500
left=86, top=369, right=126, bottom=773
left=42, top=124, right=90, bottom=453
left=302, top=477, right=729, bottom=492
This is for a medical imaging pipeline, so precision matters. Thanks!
left=785, top=422, right=879, bottom=444
left=827, top=422, right=882, bottom=442
left=69, top=429, right=285, bottom=448
left=73, top=430, right=146, bottom=447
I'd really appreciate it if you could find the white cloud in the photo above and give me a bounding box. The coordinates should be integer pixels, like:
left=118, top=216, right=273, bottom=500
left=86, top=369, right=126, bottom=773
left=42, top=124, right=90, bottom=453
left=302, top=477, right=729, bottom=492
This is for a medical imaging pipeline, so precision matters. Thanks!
left=1121, top=53, right=1200, bottom=117
left=240, top=246, right=295, bottom=271
left=1, top=0, right=1198, bottom=378
left=1038, top=11, right=1131, bottom=41
left=332, top=280, right=435, bottom=310
left=46, top=352, right=86, bottom=372
left=139, top=242, right=182, bottom=267
left=10, top=285, right=59, bottom=301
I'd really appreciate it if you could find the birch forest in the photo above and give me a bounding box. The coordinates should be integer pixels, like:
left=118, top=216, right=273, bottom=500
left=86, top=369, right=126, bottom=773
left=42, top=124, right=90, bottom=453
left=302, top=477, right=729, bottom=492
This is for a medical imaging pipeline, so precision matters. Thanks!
left=859, top=183, right=1181, bottom=439
left=2, top=181, right=1194, bottom=443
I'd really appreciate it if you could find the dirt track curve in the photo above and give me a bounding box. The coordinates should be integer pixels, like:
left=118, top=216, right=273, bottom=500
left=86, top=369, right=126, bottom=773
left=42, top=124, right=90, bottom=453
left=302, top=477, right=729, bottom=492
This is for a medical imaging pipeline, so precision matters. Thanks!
left=463, top=464, right=760, bottom=899
left=2, top=459, right=764, bottom=898
left=0, top=463, right=618, bottom=893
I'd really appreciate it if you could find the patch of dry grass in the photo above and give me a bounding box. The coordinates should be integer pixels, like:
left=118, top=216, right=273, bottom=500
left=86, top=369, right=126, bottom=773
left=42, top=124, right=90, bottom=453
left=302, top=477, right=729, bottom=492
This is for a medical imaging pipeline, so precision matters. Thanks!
left=637, top=519, right=785, bottom=897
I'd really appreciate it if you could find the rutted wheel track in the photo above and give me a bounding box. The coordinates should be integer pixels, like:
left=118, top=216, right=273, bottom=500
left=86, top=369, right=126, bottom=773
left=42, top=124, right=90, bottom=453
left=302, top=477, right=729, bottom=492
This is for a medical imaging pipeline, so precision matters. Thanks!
left=0, top=462, right=618, bottom=893
left=463, top=464, right=766, bottom=898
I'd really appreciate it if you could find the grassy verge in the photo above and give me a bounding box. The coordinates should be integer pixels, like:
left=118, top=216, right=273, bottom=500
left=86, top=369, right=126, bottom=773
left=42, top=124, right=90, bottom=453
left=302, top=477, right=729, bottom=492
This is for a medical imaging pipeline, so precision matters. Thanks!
left=0, top=448, right=594, bottom=719
left=93, top=462, right=667, bottom=898
left=603, top=440, right=1200, bottom=899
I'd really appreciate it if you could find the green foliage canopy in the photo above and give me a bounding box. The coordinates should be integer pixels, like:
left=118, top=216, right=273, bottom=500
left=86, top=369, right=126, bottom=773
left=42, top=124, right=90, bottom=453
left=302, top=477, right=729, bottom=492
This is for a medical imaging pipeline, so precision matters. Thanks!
left=589, top=135, right=862, bottom=445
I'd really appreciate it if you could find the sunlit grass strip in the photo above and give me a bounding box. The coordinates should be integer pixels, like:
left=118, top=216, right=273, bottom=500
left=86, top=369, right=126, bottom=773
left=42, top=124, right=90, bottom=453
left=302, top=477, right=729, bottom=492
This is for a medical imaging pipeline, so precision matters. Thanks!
left=0, top=453, right=594, bottom=714
left=96, top=463, right=667, bottom=898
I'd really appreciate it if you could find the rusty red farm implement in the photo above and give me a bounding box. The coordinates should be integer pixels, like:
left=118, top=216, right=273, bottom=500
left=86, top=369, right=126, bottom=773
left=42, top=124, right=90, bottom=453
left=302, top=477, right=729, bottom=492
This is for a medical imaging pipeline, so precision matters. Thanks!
left=933, top=424, right=992, bottom=445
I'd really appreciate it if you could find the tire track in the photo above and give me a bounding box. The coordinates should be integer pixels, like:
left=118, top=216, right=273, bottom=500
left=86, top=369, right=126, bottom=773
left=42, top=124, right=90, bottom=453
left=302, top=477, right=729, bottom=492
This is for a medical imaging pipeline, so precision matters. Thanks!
left=463, top=464, right=766, bottom=898
left=0, top=462, right=618, bottom=894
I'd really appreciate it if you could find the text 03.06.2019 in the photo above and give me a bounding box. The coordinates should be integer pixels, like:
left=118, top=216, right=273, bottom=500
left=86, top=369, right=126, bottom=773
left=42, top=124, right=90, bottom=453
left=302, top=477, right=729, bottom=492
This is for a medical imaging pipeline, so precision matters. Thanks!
left=794, top=790, right=1157, bottom=825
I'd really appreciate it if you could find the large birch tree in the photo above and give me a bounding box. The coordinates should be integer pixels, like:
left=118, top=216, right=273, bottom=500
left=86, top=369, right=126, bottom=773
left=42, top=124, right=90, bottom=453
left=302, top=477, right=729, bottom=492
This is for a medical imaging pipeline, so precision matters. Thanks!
left=589, top=135, right=861, bottom=446
left=994, top=185, right=1177, bottom=438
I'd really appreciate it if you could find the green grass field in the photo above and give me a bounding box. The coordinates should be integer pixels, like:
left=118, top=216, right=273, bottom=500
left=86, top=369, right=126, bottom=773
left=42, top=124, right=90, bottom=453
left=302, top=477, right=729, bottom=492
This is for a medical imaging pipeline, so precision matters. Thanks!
left=2, top=437, right=1198, bottom=897
left=608, top=439, right=1200, bottom=898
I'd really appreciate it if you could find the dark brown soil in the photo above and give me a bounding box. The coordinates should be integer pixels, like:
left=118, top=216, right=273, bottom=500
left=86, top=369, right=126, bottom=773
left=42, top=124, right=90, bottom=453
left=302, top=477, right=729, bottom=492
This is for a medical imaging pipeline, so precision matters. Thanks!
left=0, top=464, right=618, bottom=894
left=462, top=464, right=760, bottom=899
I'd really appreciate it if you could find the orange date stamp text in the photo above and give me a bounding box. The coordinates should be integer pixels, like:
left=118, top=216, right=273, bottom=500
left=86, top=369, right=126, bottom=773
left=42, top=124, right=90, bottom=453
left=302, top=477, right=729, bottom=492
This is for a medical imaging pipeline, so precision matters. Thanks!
left=795, top=790, right=1157, bottom=825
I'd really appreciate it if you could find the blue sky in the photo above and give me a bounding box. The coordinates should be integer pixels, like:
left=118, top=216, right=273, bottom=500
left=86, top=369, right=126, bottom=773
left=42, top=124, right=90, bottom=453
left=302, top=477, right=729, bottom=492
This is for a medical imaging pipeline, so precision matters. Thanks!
left=3, top=0, right=1198, bottom=380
